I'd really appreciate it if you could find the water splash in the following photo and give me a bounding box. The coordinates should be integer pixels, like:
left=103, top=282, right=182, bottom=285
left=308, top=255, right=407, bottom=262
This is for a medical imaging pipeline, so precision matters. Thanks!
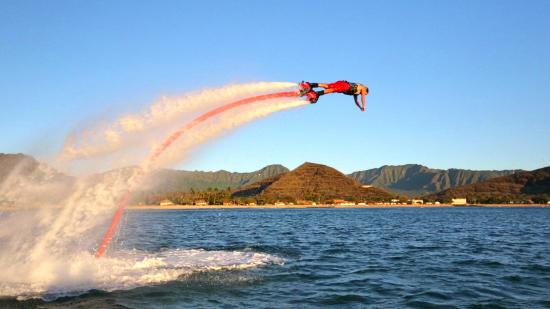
left=0, top=81, right=304, bottom=300
left=1, top=248, right=284, bottom=301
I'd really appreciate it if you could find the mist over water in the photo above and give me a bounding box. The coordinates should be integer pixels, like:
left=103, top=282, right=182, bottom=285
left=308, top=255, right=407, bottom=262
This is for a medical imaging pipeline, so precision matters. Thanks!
left=0, top=82, right=303, bottom=301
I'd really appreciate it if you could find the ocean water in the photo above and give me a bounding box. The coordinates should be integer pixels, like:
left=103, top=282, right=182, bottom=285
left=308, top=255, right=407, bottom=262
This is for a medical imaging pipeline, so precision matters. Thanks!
left=2, top=207, right=550, bottom=308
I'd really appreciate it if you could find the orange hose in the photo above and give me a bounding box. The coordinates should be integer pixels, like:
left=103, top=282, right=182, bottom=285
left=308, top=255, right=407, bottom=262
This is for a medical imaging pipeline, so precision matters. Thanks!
left=94, top=90, right=301, bottom=257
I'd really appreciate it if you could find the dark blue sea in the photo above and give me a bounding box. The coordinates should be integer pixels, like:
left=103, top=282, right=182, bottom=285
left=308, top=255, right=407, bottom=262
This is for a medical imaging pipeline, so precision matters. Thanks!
left=4, top=207, right=550, bottom=308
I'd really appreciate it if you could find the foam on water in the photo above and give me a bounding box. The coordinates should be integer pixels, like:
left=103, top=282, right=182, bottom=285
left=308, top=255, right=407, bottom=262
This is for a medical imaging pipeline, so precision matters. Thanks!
left=0, top=248, right=284, bottom=301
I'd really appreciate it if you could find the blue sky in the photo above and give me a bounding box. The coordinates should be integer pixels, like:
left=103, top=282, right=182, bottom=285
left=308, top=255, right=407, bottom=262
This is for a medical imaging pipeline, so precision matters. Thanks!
left=1, top=0, right=549, bottom=173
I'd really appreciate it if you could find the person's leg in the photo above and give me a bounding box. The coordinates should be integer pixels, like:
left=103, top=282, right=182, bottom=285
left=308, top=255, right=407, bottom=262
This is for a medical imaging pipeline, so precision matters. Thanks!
left=320, top=88, right=336, bottom=94
left=316, top=88, right=337, bottom=98
left=312, top=83, right=335, bottom=97
left=306, top=88, right=335, bottom=102
left=308, top=83, right=330, bottom=89
left=306, top=81, right=340, bottom=102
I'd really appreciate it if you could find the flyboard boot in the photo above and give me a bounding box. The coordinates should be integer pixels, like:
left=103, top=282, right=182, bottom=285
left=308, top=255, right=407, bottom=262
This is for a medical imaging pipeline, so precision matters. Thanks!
left=298, top=81, right=312, bottom=96
left=306, top=90, right=319, bottom=103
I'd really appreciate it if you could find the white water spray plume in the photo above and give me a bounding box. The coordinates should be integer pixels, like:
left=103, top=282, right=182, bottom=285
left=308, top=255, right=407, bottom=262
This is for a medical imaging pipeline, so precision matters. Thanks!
left=57, top=82, right=295, bottom=167
left=0, top=81, right=304, bottom=300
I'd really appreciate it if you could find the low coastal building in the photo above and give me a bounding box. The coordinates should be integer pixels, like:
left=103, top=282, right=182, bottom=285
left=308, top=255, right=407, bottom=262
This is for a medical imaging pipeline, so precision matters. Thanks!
left=361, top=185, right=373, bottom=188
left=451, top=198, right=468, bottom=206
left=274, top=202, right=286, bottom=206
left=332, top=199, right=355, bottom=206
left=159, top=199, right=174, bottom=206
left=194, top=200, right=207, bottom=206
left=411, top=199, right=424, bottom=205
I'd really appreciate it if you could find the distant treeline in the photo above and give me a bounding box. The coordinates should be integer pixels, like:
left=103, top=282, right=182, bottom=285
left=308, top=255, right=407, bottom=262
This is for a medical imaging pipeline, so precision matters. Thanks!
left=132, top=188, right=550, bottom=206
left=131, top=187, right=392, bottom=205
left=424, top=194, right=549, bottom=205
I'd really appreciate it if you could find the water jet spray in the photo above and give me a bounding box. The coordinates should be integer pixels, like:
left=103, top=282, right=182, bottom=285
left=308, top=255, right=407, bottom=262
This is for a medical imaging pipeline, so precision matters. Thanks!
left=94, top=89, right=303, bottom=257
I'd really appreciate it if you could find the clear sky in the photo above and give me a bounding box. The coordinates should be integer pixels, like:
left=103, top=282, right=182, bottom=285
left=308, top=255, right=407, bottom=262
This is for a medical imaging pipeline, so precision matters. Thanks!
left=1, top=0, right=549, bottom=173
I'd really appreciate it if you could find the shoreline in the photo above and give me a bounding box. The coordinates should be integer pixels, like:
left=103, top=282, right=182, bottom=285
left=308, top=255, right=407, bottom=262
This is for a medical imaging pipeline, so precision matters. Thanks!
left=1, top=204, right=548, bottom=212
left=126, top=204, right=550, bottom=210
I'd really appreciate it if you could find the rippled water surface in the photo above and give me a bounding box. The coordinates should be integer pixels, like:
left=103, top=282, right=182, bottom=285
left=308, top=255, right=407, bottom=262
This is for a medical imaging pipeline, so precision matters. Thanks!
left=4, top=207, right=550, bottom=308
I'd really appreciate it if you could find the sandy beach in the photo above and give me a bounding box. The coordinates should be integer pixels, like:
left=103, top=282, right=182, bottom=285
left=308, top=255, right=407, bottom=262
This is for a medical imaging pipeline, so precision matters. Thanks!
left=1, top=204, right=547, bottom=212
left=126, top=204, right=549, bottom=210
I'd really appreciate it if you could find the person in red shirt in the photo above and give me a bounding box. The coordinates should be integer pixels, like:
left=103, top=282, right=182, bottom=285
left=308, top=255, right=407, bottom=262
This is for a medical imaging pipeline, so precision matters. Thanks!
left=299, top=81, right=369, bottom=112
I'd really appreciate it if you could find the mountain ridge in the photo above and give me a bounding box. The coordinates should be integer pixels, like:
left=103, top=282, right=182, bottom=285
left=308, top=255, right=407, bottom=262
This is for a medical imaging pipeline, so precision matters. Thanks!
left=0, top=153, right=75, bottom=207
left=143, top=164, right=289, bottom=192
left=348, top=164, right=520, bottom=196
left=424, top=166, right=550, bottom=203
left=0, top=153, right=531, bottom=196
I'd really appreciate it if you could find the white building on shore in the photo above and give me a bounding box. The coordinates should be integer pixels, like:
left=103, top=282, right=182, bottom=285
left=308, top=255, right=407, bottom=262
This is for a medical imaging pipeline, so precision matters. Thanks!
left=452, top=198, right=468, bottom=206
left=159, top=199, right=174, bottom=206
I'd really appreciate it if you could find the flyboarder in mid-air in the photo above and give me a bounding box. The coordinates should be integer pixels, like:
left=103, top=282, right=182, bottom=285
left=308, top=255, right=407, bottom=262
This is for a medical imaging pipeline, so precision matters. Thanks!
left=299, top=81, right=369, bottom=112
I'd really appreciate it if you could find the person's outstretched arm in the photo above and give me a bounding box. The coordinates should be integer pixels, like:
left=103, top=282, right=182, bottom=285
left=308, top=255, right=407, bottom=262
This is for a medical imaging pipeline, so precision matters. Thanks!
left=354, top=95, right=364, bottom=111
left=361, top=91, right=367, bottom=111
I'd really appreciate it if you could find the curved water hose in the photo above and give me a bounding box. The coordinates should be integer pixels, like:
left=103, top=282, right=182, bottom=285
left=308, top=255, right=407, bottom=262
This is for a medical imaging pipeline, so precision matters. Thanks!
left=94, top=90, right=301, bottom=257
left=148, top=91, right=299, bottom=162
left=94, top=192, right=131, bottom=257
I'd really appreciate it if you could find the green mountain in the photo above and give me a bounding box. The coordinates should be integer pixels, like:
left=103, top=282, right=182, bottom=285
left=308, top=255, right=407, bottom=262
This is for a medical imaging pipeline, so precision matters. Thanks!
left=0, top=153, right=73, bottom=184
left=0, top=153, right=74, bottom=207
left=142, top=164, right=289, bottom=192
left=233, top=162, right=395, bottom=202
left=1, top=153, right=288, bottom=196
left=424, top=167, right=550, bottom=203
left=0, top=153, right=527, bottom=200
left=348, top=164, right=520, bottom=196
